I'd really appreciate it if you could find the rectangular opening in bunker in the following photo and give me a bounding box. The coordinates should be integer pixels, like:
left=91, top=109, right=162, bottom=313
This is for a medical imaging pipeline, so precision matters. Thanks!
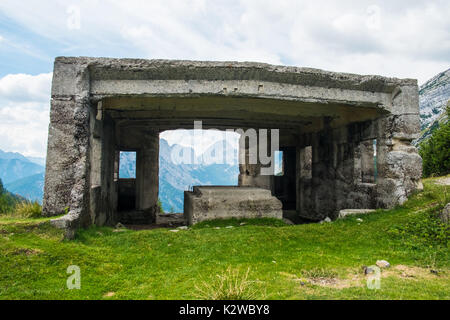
left=274, top=151, right=284, bottom=176
left=158, top=130, right=239, bottom=214
left=118, top=151, right=137, bottom=211
left=273, top=146, right=297, bottom=210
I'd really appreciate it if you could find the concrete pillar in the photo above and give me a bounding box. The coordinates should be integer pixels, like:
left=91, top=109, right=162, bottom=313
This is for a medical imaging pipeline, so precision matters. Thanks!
left=43, top=59, right=92, bottom=237
left=311, top=127, right=337, bottom=220
left=334, top=141, right=355, bottom=211
left=296, top=145, right=312, bottom=216
left=136, top=130, right=159, bottom=223
left=238, top=130, right=272, bottom=190
left=376, top=114, right=422, bottom=208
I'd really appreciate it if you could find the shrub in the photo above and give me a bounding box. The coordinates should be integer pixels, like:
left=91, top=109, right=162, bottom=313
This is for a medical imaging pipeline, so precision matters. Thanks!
left=419, top=106, right=450, bottom=177
left=13, top=201, right=42, bottom=218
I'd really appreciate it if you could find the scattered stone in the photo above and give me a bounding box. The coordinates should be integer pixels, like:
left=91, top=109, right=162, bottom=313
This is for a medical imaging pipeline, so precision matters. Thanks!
left=356, top=218, right=363, bottom=222
left=115, top=222, right=126, bottom=229
left=319, top=217, right=332, bottom=224
left=376, top=260, right=390, bottom=268
left=104, top=292, right=115, bottom=297
left=239, top=222, right=246, bottom=226
left=272, top=260, right=277, bottom=264
left=169, top=229, right=179, bottom=233
left=112, top=229, right=126, bottom=233
left=439, top=203, right=450, bottom=224
left=430, top=269, right=439, bottom=275
left=214, top=227, right=221, bottom=230
left=177, top=226, right=188, bottom=230
left=225, top=226, right=234, bottom=229
left=167, top=243, right=172, bottom=247
left=282, top=218, right=295, bottom=225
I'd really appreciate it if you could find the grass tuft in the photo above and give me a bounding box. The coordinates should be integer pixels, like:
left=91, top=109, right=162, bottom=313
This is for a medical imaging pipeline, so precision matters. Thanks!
left=194, top=267, right=260, bottom=300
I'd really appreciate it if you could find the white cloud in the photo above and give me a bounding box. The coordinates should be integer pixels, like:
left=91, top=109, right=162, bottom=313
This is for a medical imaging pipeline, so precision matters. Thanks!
left=0, top=73, right=52, bottom=103
left=0, top=0, right=448, bottom=83
left=0, top=73, right=52, bottom=157
left=0, top=0, right=448, bottom=158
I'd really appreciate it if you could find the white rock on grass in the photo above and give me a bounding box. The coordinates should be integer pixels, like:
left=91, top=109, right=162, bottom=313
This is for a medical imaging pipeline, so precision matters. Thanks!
left=178, top=226, right=188, bottom=230
left=169, top=229, right=179, bottom=233
left=376, top=260, right=390, bottom=268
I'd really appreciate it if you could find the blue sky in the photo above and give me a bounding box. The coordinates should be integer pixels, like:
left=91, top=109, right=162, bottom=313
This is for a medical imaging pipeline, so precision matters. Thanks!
left=0, top=0, right=449, bottom=157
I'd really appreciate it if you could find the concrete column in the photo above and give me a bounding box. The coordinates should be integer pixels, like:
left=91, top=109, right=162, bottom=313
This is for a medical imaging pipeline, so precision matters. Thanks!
left=238, top=130, right=272, bottom=190
left=376, top=114, right=422, bottom=208
left=334, top=141, right=355, bottom=211
left=136, top=130, right=159, bottom=222
left=43, top=59, right=91, bottom=237
left=296, top=145, right=312, bottom=216
left=311, top=128, right=337, bottom=220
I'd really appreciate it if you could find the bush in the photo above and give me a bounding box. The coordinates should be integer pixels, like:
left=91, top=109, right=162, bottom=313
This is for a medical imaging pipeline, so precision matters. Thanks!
left=13, top=201, right=42, bottom=218
left=419, top=106, right=450, bottom=177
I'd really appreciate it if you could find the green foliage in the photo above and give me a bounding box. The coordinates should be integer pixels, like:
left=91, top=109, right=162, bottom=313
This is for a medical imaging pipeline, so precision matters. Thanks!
left=13, top=201, right=43, bottom=218
left=0, top=178, right=4, bottom=195
left=157, top=198, right=164, bottom=214
left=420, top=106, right=450, bottom=177
left=388, top=207, right=449, bottom=249
left=0, top=189, right=22, bottom=215
left=0, top=177, right=449, bottom=300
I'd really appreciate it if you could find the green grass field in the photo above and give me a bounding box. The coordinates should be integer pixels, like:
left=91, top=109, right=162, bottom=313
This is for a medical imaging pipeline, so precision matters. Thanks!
left=0, top=177, right=449, bottom=300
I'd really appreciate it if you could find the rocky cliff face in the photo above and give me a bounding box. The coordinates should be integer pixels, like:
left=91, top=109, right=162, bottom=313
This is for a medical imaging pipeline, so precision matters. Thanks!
left=415, top=68, right=450, bottom=145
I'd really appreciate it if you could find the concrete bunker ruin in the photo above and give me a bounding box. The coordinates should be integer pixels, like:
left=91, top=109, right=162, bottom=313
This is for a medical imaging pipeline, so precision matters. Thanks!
left=43, top=57, right=422, bottom=236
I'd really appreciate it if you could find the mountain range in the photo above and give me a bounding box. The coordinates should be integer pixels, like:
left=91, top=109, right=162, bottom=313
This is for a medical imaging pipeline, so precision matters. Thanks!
left=119, top=139, right=239, bottom=212
left=1, top=68, right=448, bottom=210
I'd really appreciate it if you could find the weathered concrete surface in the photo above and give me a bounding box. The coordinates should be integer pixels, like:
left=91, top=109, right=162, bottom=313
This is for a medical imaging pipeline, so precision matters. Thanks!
left=338, top=209, right=376, bottom=219
left=184, top=186, right=282, bottom=225
left=42, top=57, right=422, bottom=236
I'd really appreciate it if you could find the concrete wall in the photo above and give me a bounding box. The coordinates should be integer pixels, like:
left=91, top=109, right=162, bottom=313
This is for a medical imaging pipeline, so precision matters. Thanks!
left=184, top=186, right=282, bottom=225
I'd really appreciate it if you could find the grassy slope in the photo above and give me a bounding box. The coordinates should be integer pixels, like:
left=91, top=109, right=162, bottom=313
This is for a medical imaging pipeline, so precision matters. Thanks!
left=0, top=177, right=449, bottom=300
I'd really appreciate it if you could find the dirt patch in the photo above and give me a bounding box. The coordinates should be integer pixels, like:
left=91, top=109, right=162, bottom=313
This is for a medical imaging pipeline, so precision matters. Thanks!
left=382, top=265, right=446, bottom=280
left=279, top=271, right=364, bottom=290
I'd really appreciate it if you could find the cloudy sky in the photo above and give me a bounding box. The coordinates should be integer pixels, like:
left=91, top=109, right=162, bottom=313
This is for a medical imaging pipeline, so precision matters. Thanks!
left=0, top=0, right=449, bottom=157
